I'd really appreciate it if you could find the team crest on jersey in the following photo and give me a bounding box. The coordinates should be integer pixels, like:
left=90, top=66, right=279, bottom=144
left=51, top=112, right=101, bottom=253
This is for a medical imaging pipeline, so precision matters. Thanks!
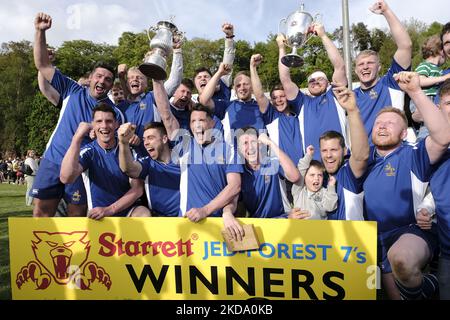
left=72, top=190, right=81, bottom=202
left=369, top=89, right=378, bottom=100
left=216, top=155, right=225, bottom=164
left=139, top=102, right=147, bottom=110
left=384, top=163, right=396, bottom=177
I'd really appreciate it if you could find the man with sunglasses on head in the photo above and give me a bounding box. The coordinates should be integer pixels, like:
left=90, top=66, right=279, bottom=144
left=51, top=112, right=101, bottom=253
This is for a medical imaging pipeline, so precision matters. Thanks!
left=277, top=22, right=349, bottom=161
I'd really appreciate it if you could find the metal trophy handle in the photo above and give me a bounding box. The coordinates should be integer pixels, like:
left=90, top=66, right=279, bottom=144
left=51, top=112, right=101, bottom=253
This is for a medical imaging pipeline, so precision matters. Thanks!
left=172, top=30, right=185, bottom=47
left=278, top=18, right=287, bottom=35
left=147, top=26, right=158, bottom=41
left=304, top=13, right=322, bottom=43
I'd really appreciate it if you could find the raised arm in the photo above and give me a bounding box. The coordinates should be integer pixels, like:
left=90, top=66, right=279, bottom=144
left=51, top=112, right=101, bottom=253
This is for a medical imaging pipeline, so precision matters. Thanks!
left=332, top=86, right=369, bottom=178
left=222, top=23, right=236, bottom=87
left=38, top=71, right=60, bottom=106
left=277, top=34, right=300, bottom=100
left=370, top=0, right=412, bottom=69
left=395, top=72, right=450, bottom=164
left=153, top=79, right=180, bottom=140
left=60, top=122, right=91, bottom=184
left=117, top=64, right=131, bottom=101
left=34, top=13, right=55, bottom=82
left=258, top=133, right=300, bottom=183
left=297, top=145, right=315, bottom=178
left=249, top=54, right=270, bottom=113
left=198, top=63, right=231, bottom=109
left=322, top=176, right=338, bottom=213
left=312, top=23, right=347, bottom=86
left=164, top=39, right=183, bottom=97
left=419, top=73, right=450, bottom=88
left=117, top=123, right=143, bottom=178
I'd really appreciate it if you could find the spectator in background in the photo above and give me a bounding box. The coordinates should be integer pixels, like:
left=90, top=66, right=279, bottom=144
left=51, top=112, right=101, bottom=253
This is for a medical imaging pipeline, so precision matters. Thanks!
left=411, top=35, right=450, bottom=140
left=110, top=81, right=125, bottom=106
left=24, top=150, right=39, bottom=206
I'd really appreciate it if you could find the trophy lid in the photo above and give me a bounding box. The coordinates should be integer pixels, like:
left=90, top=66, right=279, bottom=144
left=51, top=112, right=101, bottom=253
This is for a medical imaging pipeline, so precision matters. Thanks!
left=293, top=3, right=313, bottom=19
left=156, top=21, right=178, bottom=32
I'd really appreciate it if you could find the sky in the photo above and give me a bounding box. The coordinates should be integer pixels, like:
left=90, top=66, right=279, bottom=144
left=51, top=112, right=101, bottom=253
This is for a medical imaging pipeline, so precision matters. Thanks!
left=0, top=0, right=448, bottom=47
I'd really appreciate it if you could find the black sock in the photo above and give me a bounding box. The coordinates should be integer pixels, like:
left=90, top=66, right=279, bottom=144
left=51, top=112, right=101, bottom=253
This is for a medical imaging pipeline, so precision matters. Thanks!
left=395, top=274, right=439, bottom=300
left=395, top=278, right=422, bottom=300
left=421, top=273, right=439, bottom=299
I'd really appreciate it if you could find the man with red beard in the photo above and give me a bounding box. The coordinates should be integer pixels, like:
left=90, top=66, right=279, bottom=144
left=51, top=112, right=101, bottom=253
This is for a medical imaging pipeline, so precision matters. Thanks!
left=363, top=72, right=450, bottom=299
left=31, top=12, right=123, bottom=218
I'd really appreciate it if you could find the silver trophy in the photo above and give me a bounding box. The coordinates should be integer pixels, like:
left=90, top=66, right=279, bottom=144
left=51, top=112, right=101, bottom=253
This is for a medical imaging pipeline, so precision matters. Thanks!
left=279, top=4, right=318, bottom=67
left=139, top=21, right=184, bottom=80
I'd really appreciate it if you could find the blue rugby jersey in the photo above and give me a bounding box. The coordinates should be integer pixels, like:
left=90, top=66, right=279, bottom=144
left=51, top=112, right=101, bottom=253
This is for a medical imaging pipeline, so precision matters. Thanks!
left=79, top=140, right=133, bottom=216
left=263, top=103, right=304, bottom=213
left=363, top=140, right=431, bottom=233
left=212, top=79, right=232, bottom=120
left=45, top=69, right=123, bottom=164
left=288, top=88, right=348, bottom=161
left=430, top=149, right=450, bottom=258
left=327, top=161, right=365, bottom=221
left=122, top=92, right=161, bottom=157
left=138, top=156, right=181, bottom=217
left=179, top=136, right=243, bottom=217
left=222, top=99, right=266, bottom=149
left=354, top=59, right=410, bottom=145
left=241, top=158, right=288, bottom=218
left=263, top=103, right=304, bottom=165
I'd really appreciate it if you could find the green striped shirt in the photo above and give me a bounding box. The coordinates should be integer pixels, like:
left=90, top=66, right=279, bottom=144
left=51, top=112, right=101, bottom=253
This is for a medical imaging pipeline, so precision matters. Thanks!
left=415, top=61, right=442, bottom=96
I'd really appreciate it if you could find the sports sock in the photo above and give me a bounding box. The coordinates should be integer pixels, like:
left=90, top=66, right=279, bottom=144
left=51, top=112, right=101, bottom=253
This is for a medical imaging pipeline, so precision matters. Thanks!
left=394, top=274, right=439, bottom=300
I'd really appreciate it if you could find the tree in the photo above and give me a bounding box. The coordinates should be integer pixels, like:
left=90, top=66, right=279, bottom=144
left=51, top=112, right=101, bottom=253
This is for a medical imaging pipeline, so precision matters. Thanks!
left=55, top=40, right=117, bottom=80
left=25, top=93, right=60, bottom=155
left=370, top=28, right=387, bottom=52
left=0, top=41, right=36, bottom=155
left=352, top=22, right=371, bottom=53
left=182, top=38, right=223, bottom=80
left=113, top=31, right=150, bottom=68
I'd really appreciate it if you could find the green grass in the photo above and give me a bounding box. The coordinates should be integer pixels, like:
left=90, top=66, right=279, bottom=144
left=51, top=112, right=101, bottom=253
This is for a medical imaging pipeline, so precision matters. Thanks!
left=0, top=183, right=33, bottom=300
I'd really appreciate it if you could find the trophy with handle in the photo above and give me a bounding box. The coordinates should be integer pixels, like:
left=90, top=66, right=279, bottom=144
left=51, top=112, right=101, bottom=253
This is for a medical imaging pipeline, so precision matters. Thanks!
left=279, top=4, right=319, bottom=68
left=139, top=20, right=184, bottom=80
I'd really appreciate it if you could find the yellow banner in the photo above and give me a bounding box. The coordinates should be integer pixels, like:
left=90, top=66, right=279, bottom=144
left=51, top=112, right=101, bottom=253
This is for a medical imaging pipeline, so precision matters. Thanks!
left=9, top=217, right=377, bottom=300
